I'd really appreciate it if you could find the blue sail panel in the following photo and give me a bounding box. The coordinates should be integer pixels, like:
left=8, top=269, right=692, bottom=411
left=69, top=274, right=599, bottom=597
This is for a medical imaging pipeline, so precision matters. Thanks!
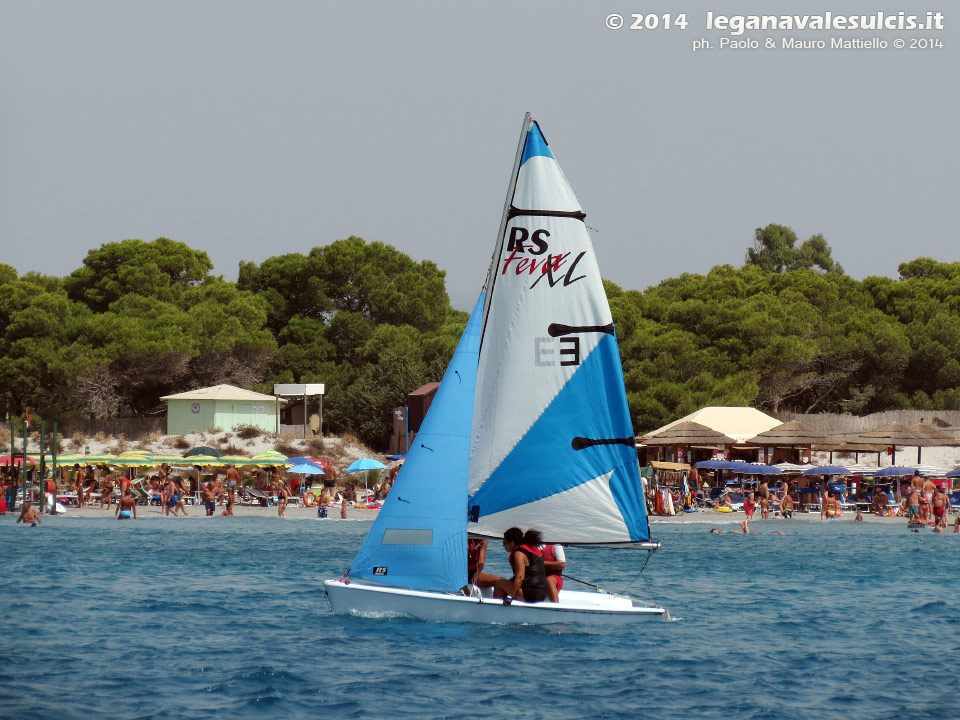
left=468, top=333, right=650, bottom=543
left=520, top=121, right=553, bottom=165
left=347, top=294, right=483, bottom=592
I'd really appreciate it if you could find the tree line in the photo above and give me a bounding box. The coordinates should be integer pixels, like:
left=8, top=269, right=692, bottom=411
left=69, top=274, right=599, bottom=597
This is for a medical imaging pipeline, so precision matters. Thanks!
left=2, top=225, right=958, bottom=447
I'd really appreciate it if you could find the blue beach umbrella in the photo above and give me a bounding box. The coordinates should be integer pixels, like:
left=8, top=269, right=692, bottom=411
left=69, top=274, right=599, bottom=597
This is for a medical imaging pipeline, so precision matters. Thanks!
left=736, top=463, right=783, bottom=475
left=346, top=458, right=387, bottom=499
left=285, top=457, right=324, bottom=473
left=288, top=462, right=325, bottom=475
left=874, top=466, right=919, bottom=477
left=695, top=459, right=737, bottom=469
left=803, top=466, right=852, bottom=476
left=346, top=458, right=387, bottom=473
left=946, top=468, right=960, bottom=478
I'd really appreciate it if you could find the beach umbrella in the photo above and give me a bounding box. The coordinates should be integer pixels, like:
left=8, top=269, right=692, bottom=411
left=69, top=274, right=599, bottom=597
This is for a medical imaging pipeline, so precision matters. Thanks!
left=0, top=453, right=38, bottom=466
left=736, top=463, right=783, bottom=475
left=346, top=458, right=387, bottom=499
left=346, top=458, right=387, bottom=472
left=694, top=459, right=737, bottom=469
left=252, top=451, right=287, bottom=459
left=946, top=468, right=960, bottom=478
left=184, top=446, right=222, bottom=458
left=285, top=457, right=324, bottom=472
left=803, top=466, right=851, bottom=476
left=874, top=466, right=919, bottom=477
left=288, top=462, right=325, bottom=475
left=774, top=462, right=815, bottom=473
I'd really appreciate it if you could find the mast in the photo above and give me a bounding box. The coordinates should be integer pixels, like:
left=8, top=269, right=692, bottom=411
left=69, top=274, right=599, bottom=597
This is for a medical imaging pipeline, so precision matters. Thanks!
left=479, top=112, right=532, bottom=349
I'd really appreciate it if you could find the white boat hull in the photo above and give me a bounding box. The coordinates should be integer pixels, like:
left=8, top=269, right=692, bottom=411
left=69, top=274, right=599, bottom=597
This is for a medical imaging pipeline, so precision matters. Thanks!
left=325, top=579, right=666, bottom=624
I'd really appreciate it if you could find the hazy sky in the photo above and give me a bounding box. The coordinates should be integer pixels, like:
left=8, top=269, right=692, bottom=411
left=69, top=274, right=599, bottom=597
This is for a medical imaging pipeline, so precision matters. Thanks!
left=2, top=1, right=955, bottom=311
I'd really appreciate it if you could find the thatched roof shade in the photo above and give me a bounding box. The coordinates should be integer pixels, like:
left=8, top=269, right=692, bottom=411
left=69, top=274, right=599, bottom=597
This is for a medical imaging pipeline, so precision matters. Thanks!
left=640, top=421, right=736, bottom=446
left=852, top=422, right=959, bottom=447
left=746, top=421, right=828, bottom=446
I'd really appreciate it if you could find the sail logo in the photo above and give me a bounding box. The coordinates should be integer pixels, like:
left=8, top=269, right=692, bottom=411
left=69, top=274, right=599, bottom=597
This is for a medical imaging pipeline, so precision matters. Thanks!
left=373, top=566, right=388, bottom=576
left=502, top=226, right=586, bottom=289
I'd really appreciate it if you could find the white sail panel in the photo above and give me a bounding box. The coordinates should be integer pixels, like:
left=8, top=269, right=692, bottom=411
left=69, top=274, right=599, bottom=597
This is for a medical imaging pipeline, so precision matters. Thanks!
left=471, top=471, right=631, bottom=544
left=512, top=156, right=581, bottom=212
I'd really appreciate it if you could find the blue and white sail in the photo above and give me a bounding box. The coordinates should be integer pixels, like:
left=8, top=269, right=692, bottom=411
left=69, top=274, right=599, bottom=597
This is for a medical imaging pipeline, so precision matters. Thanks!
left=468, top=117, right=651, bottom=545
left=347, top=293, right=484, bottom=592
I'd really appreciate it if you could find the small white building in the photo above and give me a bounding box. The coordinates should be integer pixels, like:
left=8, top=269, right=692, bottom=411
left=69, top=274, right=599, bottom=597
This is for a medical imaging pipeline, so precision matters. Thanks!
left=161, top=384, right=282, bottom=436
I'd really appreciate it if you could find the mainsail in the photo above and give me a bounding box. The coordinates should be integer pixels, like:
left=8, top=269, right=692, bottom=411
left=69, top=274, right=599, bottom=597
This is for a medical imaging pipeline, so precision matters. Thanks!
left=468, top=117, right=651, bottom=545
left=347, top=294, right=484, bottom=592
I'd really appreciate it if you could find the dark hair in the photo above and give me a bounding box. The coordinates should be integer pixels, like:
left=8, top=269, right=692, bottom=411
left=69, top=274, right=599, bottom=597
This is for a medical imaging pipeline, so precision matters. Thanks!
left=523, top=529, right=543, bottom=547
left=503, top=527, right=524, bottom=545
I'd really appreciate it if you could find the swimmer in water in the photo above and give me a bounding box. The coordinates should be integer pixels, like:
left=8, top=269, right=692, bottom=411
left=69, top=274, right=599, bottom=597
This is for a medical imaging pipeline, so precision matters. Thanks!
left=16, top=501, right=41, bottom=526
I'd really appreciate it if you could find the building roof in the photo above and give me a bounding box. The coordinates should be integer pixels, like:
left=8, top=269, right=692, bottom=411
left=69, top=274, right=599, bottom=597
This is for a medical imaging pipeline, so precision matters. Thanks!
left=160, top=384, right=280, bottom=403
left=641, top=407, right=781, bottom=444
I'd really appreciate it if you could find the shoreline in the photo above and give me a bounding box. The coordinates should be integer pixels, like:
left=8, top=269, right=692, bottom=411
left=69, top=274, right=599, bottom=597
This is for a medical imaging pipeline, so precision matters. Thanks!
left=10, top=502, right=923, bottom=525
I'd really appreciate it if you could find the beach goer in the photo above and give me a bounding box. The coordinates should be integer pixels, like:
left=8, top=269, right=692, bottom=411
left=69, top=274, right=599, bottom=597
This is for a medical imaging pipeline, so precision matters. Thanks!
left=540, top=541, right=566, bottom=602
left=932, top=486, right=948, bottom=527
left=872, top=488, right=889, bottom=516
left=475, top=528, right=547, bottom=604
left=733, top=518, right=757, bottom=534
left=162, top=477, right=179, bottom=517
left=340, top=498, right=348, bottom=519
left=115, top=489, right=137, bottom=520
left=779, top=492, right=794, bottom=519
left=952, top=517, right=960, bottom=533
left=905, top=488, right=920, bottom=523
left=225, top=464, right=240, bottom=508
left=709, top=528, right=724, bottom=534
left=0, top=478, right=7, bottom=514
left=174, top=476, right=190, bottom=517
left=277, top=481, right=289, bottom=518
left=744, top=492, right=755, bottom=520
left=201, top=482, right=216, bottom=516
left=16, top=501, right=41, bottom=526
left=822, top=493, right=841, bottom=520
left=855, top=508, right=863, bottom=521
left=45, top=475, right=57, bottom=513
left=100, top=470, right=115, bottom=509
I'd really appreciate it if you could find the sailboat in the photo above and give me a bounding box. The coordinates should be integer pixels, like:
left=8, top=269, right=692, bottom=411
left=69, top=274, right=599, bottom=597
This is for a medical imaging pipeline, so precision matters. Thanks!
left=325, top=114, right=665, bottom=623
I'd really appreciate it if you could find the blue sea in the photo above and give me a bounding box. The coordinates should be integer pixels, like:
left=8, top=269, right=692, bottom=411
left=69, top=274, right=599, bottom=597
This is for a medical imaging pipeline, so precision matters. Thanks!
left=1, top=513, right=957, bottom=720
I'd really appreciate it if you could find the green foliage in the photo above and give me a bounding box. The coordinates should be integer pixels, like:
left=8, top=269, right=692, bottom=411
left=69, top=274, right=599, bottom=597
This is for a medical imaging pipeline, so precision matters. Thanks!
left=746, top=224, right=843, bottom=274
left=5, top=229, right=960, bottom=450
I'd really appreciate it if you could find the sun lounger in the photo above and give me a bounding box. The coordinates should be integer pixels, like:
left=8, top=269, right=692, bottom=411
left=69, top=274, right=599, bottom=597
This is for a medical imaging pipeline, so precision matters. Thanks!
left=246, top=486, right=271, bottom=506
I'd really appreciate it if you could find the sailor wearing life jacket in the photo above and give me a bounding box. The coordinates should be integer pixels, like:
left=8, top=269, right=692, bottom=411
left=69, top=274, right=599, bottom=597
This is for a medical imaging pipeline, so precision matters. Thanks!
left=496, top=527, right=547, bottom=604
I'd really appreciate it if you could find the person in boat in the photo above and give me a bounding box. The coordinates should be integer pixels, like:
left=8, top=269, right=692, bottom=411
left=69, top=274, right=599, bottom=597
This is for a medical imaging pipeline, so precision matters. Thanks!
left=475, top=528, right=547, bottom=604
left=466, top=537, right=487, bottom=585
left=539, top=541, right=566, bottom=603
